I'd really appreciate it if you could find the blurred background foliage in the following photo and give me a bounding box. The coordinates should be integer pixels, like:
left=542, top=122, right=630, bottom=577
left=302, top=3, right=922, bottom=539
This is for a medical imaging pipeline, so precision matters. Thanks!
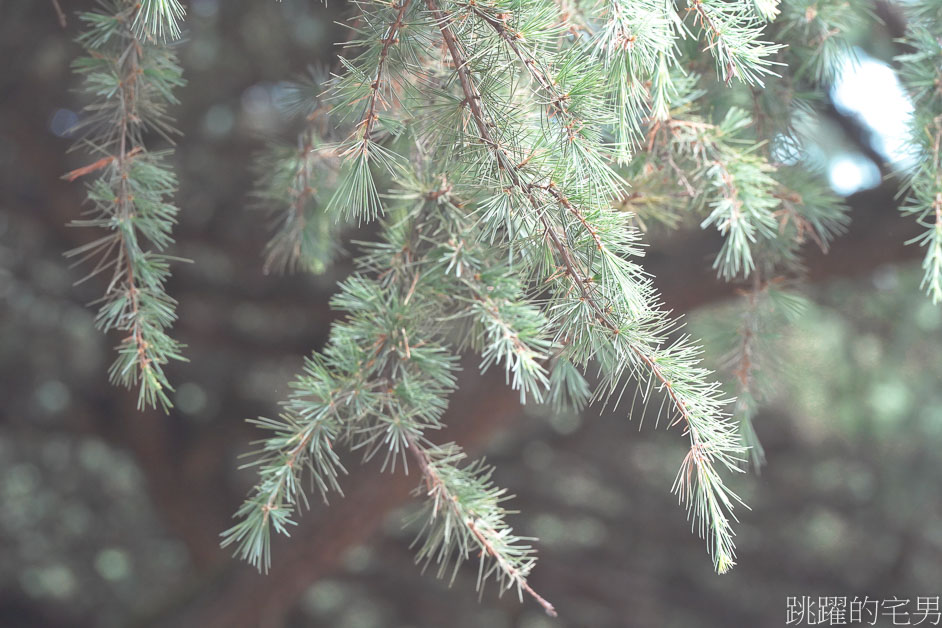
left=1, top=1, right=940, bottom=626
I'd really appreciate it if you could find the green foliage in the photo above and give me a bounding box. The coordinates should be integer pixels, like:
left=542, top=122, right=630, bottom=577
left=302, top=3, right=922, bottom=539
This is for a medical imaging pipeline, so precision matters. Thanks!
left=776, top=0, right=866, bottom=84
left=706, top=280, right=810, bottom=469
left=134, top=0, right=186, bottom=41
left=685, top=0, right=784, bottom=85
left=65, top=0, right=186, bottom=410
left=219, top=0, right=873, bottom=609
left=254, top=75, right=345, bottom=275
left=897, top=0, right=942, bottom=304
left=56, top=0, right=941, bottom=617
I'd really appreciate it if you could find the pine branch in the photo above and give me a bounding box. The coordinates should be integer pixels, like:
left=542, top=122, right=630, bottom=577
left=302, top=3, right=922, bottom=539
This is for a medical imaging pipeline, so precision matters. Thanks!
left=358, top=0, right=413, bottom=145
left=326, top=0, right=415, bottom=222
left=644, top=108, right=778, bottom=280
left=897, top=2, right=942, bottom=304
left=66, top=0, right=187, bottom=410
left=729, top=272, right=765, bottom=469
left=220, top=397, right=349, bottom=572
left=685, top=0, right=783, bottom=86
left=406, top=435, right=557, bottom=617
left=426, top=0, right=744, bottom=572
left=463, top=280, right=554, bottom=403
left=775, top=0, right=864, bottom=85
left=224, top=187, right=558, bottom=594
left=229, top=0, right=863, bottom=603
left=256, top=107, right=344, bottom=275
left=641, top=102, right=848, bottom=282
left=594, top=0, right=677, bottom=146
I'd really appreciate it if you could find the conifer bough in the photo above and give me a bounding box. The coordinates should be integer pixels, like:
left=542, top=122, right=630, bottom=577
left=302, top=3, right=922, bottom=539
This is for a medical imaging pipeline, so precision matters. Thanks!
left=59, top=0, right=942, bottom=617
left=66, top=0, right=187, bottom=411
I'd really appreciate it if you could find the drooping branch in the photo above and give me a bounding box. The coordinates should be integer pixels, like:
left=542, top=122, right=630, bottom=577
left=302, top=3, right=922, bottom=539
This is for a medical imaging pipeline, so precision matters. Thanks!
left=405, top=433, right=557, bottom=617
left=357, top=0, right=413, bottom=145
left=65, top=1, right=186, bottom=410
left=425, top=0, right=743, bottom=572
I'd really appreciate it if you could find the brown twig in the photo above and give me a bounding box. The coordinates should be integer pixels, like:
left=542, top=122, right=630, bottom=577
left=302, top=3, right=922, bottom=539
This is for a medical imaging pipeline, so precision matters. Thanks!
left=470, top=6, right=576, bottom=133
left=63, top=146, right=143, bottom=182
left=356, top=0, right=413, bottom=148
left=688, top=0, right=738, bottom=83
left=111, top=33, right=156, bottom=394
left=51, top=0, right=67, bottom=28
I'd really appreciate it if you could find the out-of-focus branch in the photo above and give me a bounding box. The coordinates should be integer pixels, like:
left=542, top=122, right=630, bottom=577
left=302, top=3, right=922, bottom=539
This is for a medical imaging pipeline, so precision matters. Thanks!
left=51, top=0, right=67, bottom=28
left=646, top=182, right=920, bottom=313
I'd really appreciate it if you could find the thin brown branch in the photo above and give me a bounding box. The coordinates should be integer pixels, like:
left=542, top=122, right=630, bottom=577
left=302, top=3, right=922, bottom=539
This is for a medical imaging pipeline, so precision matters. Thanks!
left=97, top=21, right=154, bottom=392
left=357, top=0, right=412, bottom=147
left=732, top=271, right=762, bottom=391
left=688, top=0, right=738, bottom=83
left=63, top=146, right=143, bottom=182
left=51, top=0, right=67, bottom=28
left=261, top=430, right=315, bottom=525
left=470, top=5, right=576, bottom=133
